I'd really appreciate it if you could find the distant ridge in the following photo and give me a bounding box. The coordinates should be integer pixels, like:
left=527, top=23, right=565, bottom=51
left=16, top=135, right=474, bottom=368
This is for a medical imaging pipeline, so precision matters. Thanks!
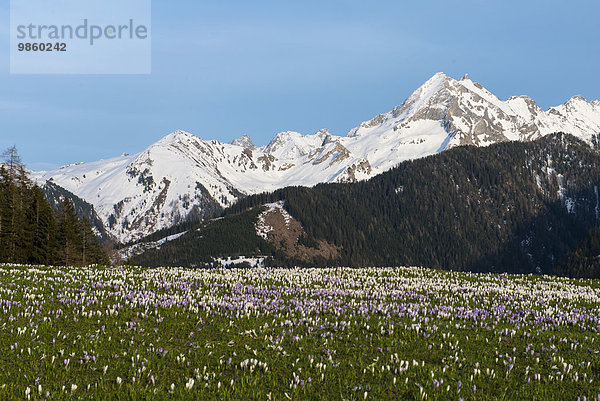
left=32, top=73, right=600, bottom=243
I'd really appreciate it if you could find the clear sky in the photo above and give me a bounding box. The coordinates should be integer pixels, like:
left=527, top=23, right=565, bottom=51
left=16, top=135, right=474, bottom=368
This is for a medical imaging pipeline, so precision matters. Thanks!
left=1, top=0, right=599, bottom=170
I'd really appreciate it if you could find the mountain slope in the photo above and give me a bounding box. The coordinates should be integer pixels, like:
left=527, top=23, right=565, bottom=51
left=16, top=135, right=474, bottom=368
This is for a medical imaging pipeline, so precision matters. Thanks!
left=41, top=180, right=110, bottom=242
left=32, top=73, right=600, bottom=243
left=133, top=133, right=600, bottom=276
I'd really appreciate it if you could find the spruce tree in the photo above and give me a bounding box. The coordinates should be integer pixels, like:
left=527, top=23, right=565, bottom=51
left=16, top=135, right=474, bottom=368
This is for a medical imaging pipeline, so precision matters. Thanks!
left=14, top=166, right=34, bottom=263
left=0, top=146, right=107, bottom=266
left=58, top=198, right=82, bottom=266
left=0, top=146, right=29, bottom=263
left=0, top=166, right=10, bottom=261
left=80, top=217, right=108, bottom=265
left=28, top=186, right=59, bottom=265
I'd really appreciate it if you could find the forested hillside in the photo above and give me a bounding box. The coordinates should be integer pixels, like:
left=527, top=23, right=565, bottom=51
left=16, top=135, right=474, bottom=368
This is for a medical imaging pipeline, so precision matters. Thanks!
left=557, top=227, right=600, bottom=278
left=0, top=147, right=108, bottom=266
left=42, top=180, right=110, bottom=242
left=134, top=133, right=600, bottom=277
left=130, top=207, right=279, bottom=267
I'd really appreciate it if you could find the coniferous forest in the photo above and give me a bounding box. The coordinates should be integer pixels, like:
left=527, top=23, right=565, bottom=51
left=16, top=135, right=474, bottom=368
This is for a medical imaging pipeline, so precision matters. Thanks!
left=7, top=134, right=600, bottom=278
left=0, top=146, right=108, bottom=266
left=133, top=134, right=600, bottom=278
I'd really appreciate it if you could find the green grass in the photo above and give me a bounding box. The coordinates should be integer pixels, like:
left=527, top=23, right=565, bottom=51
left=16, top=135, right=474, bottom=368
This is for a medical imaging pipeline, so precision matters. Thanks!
left=0, top=265, right=598, bottom=400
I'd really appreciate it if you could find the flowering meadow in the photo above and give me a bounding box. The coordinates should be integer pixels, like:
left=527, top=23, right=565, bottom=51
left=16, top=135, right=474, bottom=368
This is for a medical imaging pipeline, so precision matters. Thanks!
left=0, top=265, right=599, bottom=400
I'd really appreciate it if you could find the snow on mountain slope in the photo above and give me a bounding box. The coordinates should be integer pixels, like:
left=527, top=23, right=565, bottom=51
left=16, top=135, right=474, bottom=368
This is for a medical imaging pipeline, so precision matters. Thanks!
left=32, top=73, right=600, bottom=243
left=33, top=132, right=241, bottom=243
left=229, top=134, right=257, bottom=150
left=342, top=72, right=600, bottom=173
left=117, top=231, right=188, bottom=262
left=32, top=130, right=370, bottom=242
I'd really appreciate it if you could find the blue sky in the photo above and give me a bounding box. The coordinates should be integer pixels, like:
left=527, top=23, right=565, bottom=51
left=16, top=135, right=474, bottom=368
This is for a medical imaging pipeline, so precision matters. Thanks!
left=1, top=0, right=599, bottom=170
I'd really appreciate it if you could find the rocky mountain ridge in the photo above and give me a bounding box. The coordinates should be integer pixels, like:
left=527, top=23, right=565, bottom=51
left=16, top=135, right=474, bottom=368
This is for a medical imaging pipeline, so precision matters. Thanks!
left=32, top=73, right=600, bottom=243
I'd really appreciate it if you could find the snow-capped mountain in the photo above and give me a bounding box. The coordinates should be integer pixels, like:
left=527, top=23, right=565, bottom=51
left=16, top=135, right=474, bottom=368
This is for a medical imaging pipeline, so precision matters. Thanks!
left=229, top=134, right=257, bottom=150
left=32, top=72, right=600, bottom=243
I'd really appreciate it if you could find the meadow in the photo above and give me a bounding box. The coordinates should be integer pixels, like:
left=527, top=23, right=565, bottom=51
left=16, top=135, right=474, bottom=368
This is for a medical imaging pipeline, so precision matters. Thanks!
left=0, top=265, right=599, bottom=400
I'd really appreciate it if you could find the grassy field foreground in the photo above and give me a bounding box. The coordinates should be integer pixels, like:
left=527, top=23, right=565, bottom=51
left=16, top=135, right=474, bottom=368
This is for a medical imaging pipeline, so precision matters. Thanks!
left=0, top=265, right=599, bottom=400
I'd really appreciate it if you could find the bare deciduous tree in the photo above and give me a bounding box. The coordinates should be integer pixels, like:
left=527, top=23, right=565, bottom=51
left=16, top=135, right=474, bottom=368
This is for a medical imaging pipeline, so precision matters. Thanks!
left=1, top=145, right=23, bottom=179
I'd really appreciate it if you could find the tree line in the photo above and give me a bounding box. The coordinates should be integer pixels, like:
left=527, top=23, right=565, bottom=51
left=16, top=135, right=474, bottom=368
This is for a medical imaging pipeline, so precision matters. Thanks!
left=0, top=146, right=108, bottom=266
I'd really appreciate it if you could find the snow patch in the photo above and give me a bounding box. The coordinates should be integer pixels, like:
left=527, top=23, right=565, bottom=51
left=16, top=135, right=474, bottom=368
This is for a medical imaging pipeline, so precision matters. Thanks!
left=565, top=198, right=575, bottom=214
left=213, top=256, right=265, bottom=268
left=116, top=231, right=187, bottom=261
left=255, top=201, right=292, bottom=240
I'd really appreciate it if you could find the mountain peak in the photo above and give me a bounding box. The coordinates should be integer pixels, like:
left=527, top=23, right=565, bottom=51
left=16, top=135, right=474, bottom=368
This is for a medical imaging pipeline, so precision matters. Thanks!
left=31, top=74, right=600, bottom=244
left=230, top=134, right=256, bottom=149
left=265, top=131, right=307, bottom=157
left=568, top=95, right=587, bottom=103
left=414, top=72, right=452, bottom=94
left=157, top=130, right=197, bottom=145
left=347, top=72, right=454, bottom=137
left=265, top=130, right=344, bottom=161
left=423, top=72, right=450, bottom=87
left=346, top=72, right=600, bottom=149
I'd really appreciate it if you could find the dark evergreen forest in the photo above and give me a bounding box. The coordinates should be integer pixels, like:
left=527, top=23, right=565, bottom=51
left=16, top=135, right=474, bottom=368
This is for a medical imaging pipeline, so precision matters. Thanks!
left=134, top=133, right=600, bottom=277
left=0, top=146, right=108, bottom=266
